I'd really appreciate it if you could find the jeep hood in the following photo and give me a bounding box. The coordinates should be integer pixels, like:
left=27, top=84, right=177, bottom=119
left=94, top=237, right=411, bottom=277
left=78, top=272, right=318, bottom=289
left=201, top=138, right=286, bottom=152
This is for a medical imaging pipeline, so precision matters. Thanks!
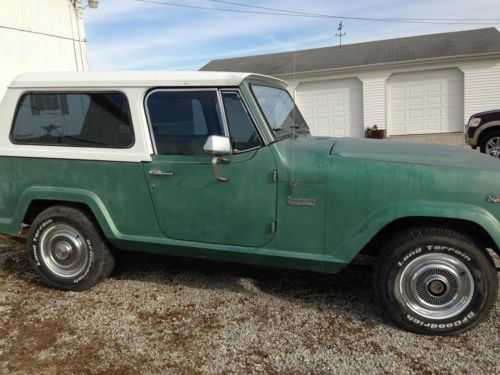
left=273, top=135, right=500, bottom=183
left=331, top=137, right=500, bottom=172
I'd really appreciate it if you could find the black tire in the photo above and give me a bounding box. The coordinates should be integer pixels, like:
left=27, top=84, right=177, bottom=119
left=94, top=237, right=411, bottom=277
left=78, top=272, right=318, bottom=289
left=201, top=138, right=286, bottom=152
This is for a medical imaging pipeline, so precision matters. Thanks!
left=375, top=227, right=498, bottom=335
left=26, top=205, right=116, bottom=291
left=479, top=130, right=500, bottom=158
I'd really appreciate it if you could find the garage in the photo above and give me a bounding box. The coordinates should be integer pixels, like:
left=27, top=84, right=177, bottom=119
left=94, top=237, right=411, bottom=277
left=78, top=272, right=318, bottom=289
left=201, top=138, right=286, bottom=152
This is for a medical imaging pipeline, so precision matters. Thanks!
left=203, top=28, right=500, bottom=138
left=388, top=69, right=464, bottom=135
left=295, top=78, right=363, bottom=137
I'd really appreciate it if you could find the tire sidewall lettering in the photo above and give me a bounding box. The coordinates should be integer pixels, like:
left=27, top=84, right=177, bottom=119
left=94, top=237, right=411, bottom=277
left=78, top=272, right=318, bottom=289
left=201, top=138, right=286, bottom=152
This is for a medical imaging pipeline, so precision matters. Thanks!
left=397, top=244, right=472, bottom=268
left=405, top=311, right=477, bottom=330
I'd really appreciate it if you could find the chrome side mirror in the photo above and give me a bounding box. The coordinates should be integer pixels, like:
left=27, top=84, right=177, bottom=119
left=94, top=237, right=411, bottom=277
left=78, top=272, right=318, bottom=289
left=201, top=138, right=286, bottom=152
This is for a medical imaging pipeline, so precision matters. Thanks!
left=203, top=135, right=231, bottom=182
left=203, top=135, right=232, bottom=156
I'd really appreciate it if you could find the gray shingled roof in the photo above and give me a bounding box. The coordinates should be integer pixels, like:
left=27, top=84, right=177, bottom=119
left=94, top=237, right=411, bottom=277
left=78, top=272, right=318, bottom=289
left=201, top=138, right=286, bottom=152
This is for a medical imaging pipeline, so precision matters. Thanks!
left=201, top=27, right=500, bottom=76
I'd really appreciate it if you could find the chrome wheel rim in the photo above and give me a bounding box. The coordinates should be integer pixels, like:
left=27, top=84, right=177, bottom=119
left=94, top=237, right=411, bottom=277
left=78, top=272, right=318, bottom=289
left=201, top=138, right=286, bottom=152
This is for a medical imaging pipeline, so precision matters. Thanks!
left=396, top=253, right=474, bottom=320
left=39, top=223, right=88, bottom=278
left=485, top=136, right=500, bottom=158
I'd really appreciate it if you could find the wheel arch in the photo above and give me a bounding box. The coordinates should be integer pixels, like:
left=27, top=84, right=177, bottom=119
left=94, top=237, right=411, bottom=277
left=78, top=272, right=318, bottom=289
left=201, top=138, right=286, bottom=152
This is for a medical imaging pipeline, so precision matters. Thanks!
left=328, top=201, right=500, bottom=270
left=10, top=187, right=118, bottom=239
left=360, top=216, right=499, bottom=259
left=477, top=123, right=500, bottom=149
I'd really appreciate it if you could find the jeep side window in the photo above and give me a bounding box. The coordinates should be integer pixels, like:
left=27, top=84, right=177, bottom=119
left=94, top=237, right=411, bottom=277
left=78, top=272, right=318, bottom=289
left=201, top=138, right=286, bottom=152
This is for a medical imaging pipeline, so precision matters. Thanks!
left=11, top=92, right=134, bottom=148
left=222, top=92, right=262, bottom=152
left=146, top=90, right=224, bottom=155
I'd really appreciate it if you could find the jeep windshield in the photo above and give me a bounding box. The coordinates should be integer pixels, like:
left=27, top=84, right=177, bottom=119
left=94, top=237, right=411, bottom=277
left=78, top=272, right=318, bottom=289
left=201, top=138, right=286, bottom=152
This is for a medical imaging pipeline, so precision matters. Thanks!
left=251, top=84, right=309, bottom=138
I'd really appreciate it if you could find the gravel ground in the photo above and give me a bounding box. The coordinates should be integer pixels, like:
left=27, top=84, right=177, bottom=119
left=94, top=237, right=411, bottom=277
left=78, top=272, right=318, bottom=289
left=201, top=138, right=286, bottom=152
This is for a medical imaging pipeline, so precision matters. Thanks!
left=388, top=133, right=468, bottom=148
left=0, top=235, right=499, bottom=375
left=0, top=133, right=499, bottom=374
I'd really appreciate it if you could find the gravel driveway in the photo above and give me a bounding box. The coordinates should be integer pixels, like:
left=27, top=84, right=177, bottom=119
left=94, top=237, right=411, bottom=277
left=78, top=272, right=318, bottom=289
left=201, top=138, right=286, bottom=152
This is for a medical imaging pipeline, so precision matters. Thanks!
left=0, top=235, right=498, bottom=375
left=1, top=133, right=499, bottom=374
left=388, top=132, right=468, bottom=148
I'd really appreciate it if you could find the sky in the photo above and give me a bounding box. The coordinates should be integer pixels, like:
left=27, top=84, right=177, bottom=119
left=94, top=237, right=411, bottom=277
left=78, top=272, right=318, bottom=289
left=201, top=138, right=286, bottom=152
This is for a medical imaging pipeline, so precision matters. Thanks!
left=82, top=0, right=500, bottom=71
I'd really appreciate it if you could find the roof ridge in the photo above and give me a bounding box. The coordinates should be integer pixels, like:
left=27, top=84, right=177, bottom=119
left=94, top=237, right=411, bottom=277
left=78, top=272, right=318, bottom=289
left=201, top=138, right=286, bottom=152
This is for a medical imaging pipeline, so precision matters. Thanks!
left=206, top=27, right=499, bottom=64
left=201, top=27, right=500, bottom=75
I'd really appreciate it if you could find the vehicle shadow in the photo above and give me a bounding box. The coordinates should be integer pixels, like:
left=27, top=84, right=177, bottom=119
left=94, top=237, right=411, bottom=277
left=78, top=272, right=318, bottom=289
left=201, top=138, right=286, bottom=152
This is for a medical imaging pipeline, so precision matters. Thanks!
left=0, top=236, right=386, bottom=327
left=113, top=250, right=385, bottom=327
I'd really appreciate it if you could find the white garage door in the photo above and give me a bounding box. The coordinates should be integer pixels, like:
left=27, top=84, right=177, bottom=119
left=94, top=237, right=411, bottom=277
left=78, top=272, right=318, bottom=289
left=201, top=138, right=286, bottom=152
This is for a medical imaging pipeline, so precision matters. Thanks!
left=388, top=69, right=463, bottom=135
left=295, top=78, right=363, bottom=137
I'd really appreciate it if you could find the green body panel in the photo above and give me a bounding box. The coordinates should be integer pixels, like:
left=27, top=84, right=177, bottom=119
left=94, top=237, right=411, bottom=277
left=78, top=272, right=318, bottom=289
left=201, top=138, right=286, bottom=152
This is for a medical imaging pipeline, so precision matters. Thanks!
left=268, top=182, right=326, bottom=257
left=0, top=157, right=162, bottom=238
left=144, top=148, right=277, bottom=247
left=324, top=138, right=500, bottom=270
left=1, top=77, right=499, bottom=274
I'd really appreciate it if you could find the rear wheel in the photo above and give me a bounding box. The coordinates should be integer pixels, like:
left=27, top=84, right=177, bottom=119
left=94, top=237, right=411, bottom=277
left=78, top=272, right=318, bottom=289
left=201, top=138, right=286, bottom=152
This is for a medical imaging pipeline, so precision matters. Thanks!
left=479, top=130, right=500, bottom=158
left=27, top=205, right=116, bottom=291
left=375, top=227, right=497, bottom=335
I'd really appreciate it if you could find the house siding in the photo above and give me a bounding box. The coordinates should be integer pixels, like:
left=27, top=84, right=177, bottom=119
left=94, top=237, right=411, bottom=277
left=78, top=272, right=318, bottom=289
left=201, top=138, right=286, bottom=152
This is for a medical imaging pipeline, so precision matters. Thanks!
left=0, top=0, right=88, bottom=101
left=460, top=60, right=500, bottom=122
left=359, top=73, right=390, bottom=131
left=279, top=57, right=500, bottom=137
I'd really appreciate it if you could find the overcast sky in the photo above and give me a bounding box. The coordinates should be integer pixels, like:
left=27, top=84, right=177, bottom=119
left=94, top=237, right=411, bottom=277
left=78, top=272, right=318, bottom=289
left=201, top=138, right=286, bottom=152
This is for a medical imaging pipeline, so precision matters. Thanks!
left=83, top=0, right=500, bottom=71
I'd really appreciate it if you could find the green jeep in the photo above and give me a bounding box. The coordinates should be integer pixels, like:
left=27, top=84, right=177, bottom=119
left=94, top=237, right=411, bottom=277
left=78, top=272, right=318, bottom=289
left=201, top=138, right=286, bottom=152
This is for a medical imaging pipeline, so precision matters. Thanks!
left=0, top=71, right=498, bottom=335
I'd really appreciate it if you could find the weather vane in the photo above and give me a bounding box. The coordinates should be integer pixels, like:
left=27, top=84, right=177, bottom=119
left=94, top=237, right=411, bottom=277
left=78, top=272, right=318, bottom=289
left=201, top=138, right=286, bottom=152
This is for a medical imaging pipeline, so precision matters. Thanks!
left=335, top=21, right=346, bottom=46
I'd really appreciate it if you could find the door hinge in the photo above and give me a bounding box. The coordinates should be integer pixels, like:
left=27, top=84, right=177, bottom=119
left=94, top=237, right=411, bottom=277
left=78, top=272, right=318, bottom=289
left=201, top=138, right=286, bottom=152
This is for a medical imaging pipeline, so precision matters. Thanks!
left=272, top=170, right=278, bottom=183
left=271, top=221, right=277, bottom=233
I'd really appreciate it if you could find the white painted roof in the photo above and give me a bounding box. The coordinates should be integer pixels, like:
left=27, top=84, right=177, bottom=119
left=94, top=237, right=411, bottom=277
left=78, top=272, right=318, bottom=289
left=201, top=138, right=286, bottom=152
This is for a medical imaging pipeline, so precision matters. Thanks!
left=9, top=71, right=286, bottom=88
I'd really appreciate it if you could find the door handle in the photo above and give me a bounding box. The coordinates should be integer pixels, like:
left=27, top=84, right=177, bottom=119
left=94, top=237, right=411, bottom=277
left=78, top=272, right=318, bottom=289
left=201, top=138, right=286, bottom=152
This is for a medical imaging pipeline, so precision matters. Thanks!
left=149, top=169, right=175, bottom=177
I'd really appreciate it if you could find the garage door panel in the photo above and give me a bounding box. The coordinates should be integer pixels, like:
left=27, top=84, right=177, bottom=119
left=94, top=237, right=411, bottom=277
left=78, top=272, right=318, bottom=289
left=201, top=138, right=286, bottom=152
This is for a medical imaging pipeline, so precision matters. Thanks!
left=333, top=128, right=348, bottom=137
left=300, top=96, right=313, bottom=105
left=392, top=111, right=405, bottom=120
left=427, top=120, right=443, bottom=131
left=301, top=107, right=314, bottom=116
left=408, top=86, right=423, bottom=95
left=296, top=78, right=363, bottom=138
left=391, top=98, right=405, bottom=108
left=315, top=105, right=329, bottom=115
left=426, top=108, right=442, bottom=118
left=408, top=120, right=424, bottom=132
left=332, top=103, right=346, bottom=112
left=409, top=110, right=423, bottom=119
left=392, top=87, right=405, bottom=96
left=388, top=69, right=463, bottom=135
left=409, top=97, right=423, bottom=107
left=427, top=95, right=442, bottom=105
left=315, top=94, right=328, bottom=103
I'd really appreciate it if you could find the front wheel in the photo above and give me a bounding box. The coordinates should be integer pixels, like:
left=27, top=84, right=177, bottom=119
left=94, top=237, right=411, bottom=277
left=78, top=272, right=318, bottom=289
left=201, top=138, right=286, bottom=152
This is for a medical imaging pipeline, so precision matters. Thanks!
left=375, top=227, right=497, bottom=335
left=479, top=130, right=500, bottom=158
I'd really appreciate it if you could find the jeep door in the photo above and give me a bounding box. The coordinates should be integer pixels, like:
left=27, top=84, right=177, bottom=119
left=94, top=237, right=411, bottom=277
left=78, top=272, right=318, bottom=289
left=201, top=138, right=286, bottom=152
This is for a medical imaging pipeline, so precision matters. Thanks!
left=144, top=88, right=277, bottom=247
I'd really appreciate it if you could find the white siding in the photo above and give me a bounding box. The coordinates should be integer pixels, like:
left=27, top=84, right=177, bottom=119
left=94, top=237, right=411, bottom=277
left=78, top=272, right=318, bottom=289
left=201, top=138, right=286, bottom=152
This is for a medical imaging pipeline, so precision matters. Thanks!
left=359, top=73, right=390, bottom=130
left=0, top=0, right=88, bottom=100
left=460, top=60, right=500, bottom=122
left=280, top=57, right=500, bottom=137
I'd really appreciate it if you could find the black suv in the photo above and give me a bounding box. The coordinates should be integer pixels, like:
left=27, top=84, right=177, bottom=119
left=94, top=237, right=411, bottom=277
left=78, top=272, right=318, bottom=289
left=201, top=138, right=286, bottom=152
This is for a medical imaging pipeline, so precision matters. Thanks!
left=466, top=110, right=500, bottom=158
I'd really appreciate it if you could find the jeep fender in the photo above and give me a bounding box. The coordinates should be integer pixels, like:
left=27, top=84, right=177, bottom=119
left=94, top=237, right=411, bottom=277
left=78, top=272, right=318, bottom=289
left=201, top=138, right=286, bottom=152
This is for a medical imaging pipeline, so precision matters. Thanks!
left=330, top=201, right=500, bottom=265
left=7, top=186, right=118, bottom=238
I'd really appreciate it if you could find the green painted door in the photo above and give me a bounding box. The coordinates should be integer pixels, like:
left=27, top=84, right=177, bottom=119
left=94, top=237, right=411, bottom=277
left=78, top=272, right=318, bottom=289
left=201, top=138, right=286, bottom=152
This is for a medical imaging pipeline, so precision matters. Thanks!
left=144, top=89, right=277, bottom=247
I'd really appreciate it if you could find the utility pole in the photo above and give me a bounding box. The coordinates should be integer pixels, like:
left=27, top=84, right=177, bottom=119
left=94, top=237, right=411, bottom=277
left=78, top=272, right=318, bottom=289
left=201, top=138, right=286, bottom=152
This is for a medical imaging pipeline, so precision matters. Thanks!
left=335, top=21, right=346, bottom=46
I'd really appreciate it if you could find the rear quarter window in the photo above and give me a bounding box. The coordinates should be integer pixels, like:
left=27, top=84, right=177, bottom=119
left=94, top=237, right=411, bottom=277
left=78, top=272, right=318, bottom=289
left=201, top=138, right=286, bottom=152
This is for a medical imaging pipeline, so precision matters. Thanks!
left=11, top=92, right=134, bottom=148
